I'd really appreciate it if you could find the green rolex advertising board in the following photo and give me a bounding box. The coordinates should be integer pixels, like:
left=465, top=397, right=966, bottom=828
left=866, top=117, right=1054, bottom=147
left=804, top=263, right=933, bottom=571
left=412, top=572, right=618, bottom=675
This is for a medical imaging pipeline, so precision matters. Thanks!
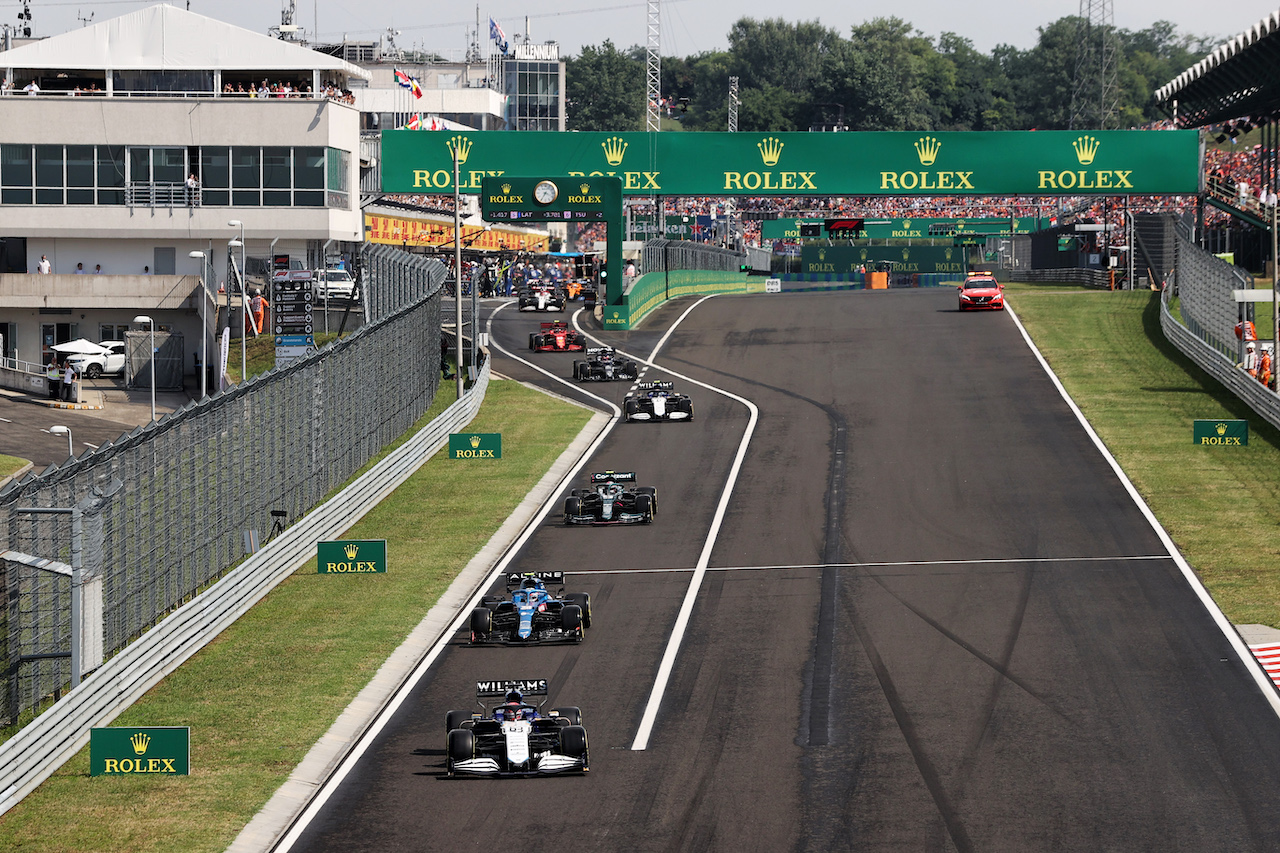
left=1193, top=419, right=1248, bottom=446
left=763, top=217, right=1053, bottom=241
left=449, top=432, right=503, bottom=459
left=317, top=539, right=388, bottom=574
left=90, top=726, right=190, bottom=776
left=801, top=245, right=968, bottom=275
left=383, top=130, right=1201, bottom=197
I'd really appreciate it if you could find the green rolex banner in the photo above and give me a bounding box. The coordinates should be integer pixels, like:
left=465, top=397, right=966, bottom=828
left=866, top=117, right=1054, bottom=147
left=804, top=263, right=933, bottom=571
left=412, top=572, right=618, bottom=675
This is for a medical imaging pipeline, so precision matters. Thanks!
left=317, top=539, right=388, bottom=574
left=1193, top=419, right=1248, bottom=446
left=763, top=217, right=1052, bottom=240
left=90, top=727, right=190, bottom=776
left=382, top=130, right=1201, bottom=197
left=801, top=245, right=967, bottom=275
left=449, top=432, right=502, bottom=459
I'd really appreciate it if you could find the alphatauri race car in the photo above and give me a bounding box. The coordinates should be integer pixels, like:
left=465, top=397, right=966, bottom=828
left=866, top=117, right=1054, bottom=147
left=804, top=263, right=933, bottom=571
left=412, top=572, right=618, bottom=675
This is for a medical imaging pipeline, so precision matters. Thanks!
left=518, top=282, right=566, bottom=312
left=469, top=572, right=593, bottom=645
left=530, top=321, right=586, bottom=352
left=445, top=679, right=589, bottom=777
left=563, top=471, right=657, bottom=525
left=624, top=381, right=694, bottom=422
left=573, top=347, right=638, bottom=382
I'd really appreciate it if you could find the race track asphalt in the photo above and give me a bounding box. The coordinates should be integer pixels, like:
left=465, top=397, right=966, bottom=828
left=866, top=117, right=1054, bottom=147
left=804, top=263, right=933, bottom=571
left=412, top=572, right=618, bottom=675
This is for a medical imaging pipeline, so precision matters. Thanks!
left=288, top=289, right=1280, bottom=852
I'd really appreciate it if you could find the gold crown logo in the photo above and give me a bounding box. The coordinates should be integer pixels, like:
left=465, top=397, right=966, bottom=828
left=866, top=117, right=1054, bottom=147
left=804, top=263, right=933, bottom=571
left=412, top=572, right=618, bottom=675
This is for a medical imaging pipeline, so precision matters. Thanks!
left=469, top=435, right=482, bottom=448
left=344, top=542, right=359, bottom=559
left=757, top=137, right=784, bottom=166
left=580, top=183, right=590, bottom=195
left=445, top=136, right=473, bottom=165
left=1073, top=135, right=1100, bottom=165
left=860, top=249, right=868, bottom=260
left=794, top=219, right=804, bottom=229
left=602, top=136, right=628, bottom=166
left=945, top=247, right=953, bottom=260
left=1216, top=423, right=1228, bottom=436
left=914, top=136, right=941, bottom=165
left=956, top=219, right=965, bottom=229
left=130, top=732, right=150, bottom=755
left=902, top=248, right=910, bottom=260
left=902, top=219, right=912, bottom=229
left=818, top=248, right=826, bottom=261
left=1011, top=218, right=1020, bottom=230
left=501, top=182, right=512, bottom=194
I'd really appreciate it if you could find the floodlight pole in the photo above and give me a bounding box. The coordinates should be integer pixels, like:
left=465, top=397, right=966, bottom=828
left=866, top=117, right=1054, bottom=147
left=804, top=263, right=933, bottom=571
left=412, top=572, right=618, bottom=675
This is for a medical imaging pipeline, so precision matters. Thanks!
left=454, top=147, right=464, bottom=400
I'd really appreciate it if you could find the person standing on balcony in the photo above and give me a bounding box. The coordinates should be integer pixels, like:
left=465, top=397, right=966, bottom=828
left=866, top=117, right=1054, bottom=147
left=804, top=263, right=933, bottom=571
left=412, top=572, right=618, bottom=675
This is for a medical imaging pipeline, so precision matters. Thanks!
left=186, top=173, right=200, bottom=208
left=37, top=255, right=50, bottom=274
left=22, top=80, right=38, bottom=96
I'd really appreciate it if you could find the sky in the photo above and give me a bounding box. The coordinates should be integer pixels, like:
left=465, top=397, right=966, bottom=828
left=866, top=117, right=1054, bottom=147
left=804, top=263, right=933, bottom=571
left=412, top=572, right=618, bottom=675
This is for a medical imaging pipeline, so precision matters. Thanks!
left=3, top=0, right=1279, bottom=61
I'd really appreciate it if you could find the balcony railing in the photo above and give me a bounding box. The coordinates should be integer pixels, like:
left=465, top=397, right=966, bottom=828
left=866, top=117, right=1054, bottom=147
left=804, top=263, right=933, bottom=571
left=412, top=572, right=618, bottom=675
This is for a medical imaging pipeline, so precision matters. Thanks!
left=126, top=181, right=196, bottom=208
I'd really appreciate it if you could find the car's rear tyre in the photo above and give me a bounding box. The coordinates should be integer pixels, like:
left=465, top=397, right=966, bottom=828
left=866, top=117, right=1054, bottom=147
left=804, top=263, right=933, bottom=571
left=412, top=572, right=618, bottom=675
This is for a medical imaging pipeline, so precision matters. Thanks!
left=561, top=604, right=583, bottom=634
left=85, top=363, right=103, bottom=379
left=563, top=496, right=582, bottom=525
left=566, top=592, right=592, bottom=628
left=572, top=361, right=583, bottom=380
left=446, top=709, right=472, bottom=733
left=469, top=607, right=492, bottom=641
left=559, top=725, right=588, bottom=763
left=635, top=493, right=654, bottom=523
left=623, top=361, right=638, bottom=379
left=624, top=399, right=639, bottom=420
left=447, top=728, right=475, bottom=773
left=529, top=334, right=537, bottom=350
left=551, top=706, right=582, bottom=726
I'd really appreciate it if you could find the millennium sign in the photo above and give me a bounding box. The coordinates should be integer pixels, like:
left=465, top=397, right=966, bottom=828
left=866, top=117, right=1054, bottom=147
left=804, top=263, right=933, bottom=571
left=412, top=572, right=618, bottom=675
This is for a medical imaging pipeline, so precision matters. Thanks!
left=382, top=130, right=1201, bottom=197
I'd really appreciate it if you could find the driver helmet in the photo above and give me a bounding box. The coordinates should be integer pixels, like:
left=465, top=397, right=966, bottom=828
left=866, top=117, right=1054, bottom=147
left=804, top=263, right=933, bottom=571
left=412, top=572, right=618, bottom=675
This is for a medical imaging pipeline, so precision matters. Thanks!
left=521, top=577, right=541, bottom=590
left=505, top=689, right=523, bottom=704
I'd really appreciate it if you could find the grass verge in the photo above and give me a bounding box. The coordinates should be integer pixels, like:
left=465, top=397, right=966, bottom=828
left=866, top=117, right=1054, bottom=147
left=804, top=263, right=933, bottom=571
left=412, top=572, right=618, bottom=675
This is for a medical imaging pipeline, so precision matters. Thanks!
left=1007, top=283, right=1280, bottom=626
left=0, top=378, right=591, bottom=853
left=0, top=453, right=29, bottom=479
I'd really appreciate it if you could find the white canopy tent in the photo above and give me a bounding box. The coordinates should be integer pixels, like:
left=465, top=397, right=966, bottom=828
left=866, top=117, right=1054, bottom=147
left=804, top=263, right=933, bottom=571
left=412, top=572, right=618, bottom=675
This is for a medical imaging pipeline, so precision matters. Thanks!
left=0, top=4, right=368, bottom=94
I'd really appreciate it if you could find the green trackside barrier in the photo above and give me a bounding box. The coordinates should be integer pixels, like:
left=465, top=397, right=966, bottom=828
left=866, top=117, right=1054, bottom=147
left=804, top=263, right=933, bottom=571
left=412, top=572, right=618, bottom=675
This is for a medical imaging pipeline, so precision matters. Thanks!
left=603, top=270, right=763, bottom=331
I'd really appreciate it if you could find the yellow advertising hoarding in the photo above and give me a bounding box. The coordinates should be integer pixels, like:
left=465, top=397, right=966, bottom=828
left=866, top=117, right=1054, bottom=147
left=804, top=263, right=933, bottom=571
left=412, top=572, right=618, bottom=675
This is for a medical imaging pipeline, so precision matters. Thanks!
left=365, top=213, right=548, bottom=252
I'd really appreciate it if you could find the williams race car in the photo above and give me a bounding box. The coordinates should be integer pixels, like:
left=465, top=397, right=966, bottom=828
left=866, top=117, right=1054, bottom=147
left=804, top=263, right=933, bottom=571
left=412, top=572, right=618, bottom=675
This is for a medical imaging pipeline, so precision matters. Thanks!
left=445, top=679, right=589, bottom=777
left=563, top=471, right=657, bottom=525
left=573, top=347, right=638, bottom=382
left=624, top=381, right=694, bottom=422
left=469, top=572, right=593, bottom=645
left=518, top=282, right=567, bottom=312
left=530, top=321, right=586, bottom=352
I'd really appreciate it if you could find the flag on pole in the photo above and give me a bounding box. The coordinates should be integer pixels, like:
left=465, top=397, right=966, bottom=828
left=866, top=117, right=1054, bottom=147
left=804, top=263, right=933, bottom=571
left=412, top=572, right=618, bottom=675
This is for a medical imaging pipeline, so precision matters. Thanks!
left=394, top=67, right=423, bottom=98
left=489, top=17, right=509, bottom=54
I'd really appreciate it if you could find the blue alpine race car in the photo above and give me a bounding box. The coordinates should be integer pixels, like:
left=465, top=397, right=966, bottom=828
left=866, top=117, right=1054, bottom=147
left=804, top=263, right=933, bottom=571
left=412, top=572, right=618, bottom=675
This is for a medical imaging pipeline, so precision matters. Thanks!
left=469, top=572, right=592, bottom=644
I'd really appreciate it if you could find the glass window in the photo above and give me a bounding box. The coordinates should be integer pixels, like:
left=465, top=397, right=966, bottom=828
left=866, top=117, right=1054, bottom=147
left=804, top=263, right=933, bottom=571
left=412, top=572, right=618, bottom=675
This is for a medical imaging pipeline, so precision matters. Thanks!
left=65, top=145, right=94, bottom=204
left=129, top=147, right=151, bottom=183
left=1, top=144, right=32, bottom=187
left=200, top=147, right=229, bottom=206
left=154, top=147, right=185, bottom=183
left=35, top=145, right=64, bottom=204
left=97, top=146, right=124, bottom=204
left=326, top=148, right=350, bottom=209
left=262, top=146, right=291, bottom=206
left=294, top=147, right=324, bottom=206
left=231, top=146, right=260, bottom=206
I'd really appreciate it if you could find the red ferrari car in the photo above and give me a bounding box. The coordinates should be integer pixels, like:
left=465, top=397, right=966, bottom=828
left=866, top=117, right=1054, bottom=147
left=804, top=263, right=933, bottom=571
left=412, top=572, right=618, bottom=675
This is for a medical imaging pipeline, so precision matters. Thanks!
left=530, top=321, right=586, bottom=352
left=958, top=275, right=1004, bottom=311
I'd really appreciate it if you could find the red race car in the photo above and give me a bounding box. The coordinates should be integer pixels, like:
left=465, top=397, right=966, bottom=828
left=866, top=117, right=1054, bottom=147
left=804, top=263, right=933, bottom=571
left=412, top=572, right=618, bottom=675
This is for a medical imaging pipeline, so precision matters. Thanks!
left=530, top=321, right=586, bottom=352
left=958, top=274, right=1004, bottom=311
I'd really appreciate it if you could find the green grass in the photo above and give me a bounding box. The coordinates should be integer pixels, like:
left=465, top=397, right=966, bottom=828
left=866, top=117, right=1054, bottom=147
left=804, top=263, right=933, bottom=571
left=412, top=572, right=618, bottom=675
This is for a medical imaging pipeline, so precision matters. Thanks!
left=1009, top=285, right=1280, bottom=626
left=0, top=454, right=29, bottom=479
left=0, top=379, right=591, bottom=853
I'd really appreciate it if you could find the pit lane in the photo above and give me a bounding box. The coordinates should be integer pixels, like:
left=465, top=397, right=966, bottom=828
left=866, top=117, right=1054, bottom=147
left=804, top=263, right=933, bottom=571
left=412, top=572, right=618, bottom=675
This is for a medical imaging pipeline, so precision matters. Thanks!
left=284, top=289, right=1280, bottom=852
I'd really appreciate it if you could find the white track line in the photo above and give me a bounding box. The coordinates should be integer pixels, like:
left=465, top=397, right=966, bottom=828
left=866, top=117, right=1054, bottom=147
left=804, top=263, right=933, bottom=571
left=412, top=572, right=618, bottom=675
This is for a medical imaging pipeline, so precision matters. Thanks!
left=558, top=554, right=1175, bottom=575
left=1006, top=302, right=1280, bottom=717
left=572, top=296, right=761, bottom=751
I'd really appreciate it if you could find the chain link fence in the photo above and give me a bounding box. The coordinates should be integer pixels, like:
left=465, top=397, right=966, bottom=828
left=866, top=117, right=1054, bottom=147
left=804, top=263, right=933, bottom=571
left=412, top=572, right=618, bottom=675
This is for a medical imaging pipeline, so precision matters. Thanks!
left=1171, top=222, right=1253, bottom=359
left=1, top=244, right=446, bottom=727
left=641, top=239, right=745, bottom=275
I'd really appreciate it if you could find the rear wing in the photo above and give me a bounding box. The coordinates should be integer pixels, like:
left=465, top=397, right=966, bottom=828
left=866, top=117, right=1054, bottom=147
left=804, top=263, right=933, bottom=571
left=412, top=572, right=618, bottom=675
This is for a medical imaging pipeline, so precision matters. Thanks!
left=476, top=679, right=549, bottom=698
left=637, top=381, right=673, bottom=391
left=585, top=346, right=614, bottom=355
left=539, top=321, right=568, bottom=331
left=591, top=471, right=637, bottom=483
left=506, top=571, right=565, bottom=589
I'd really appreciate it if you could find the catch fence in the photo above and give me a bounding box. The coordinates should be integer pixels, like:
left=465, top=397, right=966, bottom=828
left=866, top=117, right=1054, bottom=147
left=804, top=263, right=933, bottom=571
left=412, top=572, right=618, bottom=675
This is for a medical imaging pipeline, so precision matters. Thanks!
left=1, top=244, right=446, bottom=727
left=641, top=239, right=745, bottom=275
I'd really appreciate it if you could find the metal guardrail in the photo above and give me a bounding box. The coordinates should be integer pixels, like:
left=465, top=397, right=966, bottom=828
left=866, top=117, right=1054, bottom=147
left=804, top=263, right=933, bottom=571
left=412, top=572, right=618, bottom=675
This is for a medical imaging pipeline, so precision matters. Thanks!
left=641, top=239, right=745, bottom=274
left=1160, top=285, right=1280, bottom=432
left=0, top=358, right=491, bottom=817
left=1006, top=268, right=1114, bottom=288
left=126, top=181, right=194, bottom=208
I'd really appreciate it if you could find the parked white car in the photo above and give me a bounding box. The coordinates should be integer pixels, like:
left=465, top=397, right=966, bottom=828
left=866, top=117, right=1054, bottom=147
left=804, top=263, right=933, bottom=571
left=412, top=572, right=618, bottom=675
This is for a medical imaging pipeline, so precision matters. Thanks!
left=316, top=268, right=357, bottom=302
left=66, top=341, right=127, bottom=379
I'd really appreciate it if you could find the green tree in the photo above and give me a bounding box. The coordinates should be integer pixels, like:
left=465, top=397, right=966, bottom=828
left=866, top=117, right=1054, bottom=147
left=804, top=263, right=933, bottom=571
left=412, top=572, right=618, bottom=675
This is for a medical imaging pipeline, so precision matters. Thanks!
left=565, top=40, right=645, bottom=131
